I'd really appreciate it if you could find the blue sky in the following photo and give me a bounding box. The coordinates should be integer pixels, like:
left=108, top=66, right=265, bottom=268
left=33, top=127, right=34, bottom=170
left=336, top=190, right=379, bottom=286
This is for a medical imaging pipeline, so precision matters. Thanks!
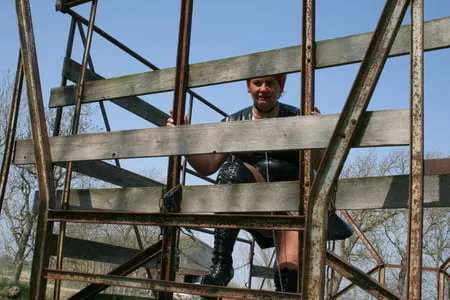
left=1, top=0, right=450, bottom=288
left=1, top=1, right=450, bottom=179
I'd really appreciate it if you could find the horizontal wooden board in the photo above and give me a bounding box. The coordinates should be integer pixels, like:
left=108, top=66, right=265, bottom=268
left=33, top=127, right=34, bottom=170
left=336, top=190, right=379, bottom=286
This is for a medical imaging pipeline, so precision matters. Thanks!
left=55, top=160, right=163, bottom=188
left=13, top=109, right=409, bottom=164
left=49, top=17, right=450, bottom=107
left=62, top=58, right=169, bottom=126
left=34, top=175, right=450, bottom=213
left=49, top=234, right=211, bottom=275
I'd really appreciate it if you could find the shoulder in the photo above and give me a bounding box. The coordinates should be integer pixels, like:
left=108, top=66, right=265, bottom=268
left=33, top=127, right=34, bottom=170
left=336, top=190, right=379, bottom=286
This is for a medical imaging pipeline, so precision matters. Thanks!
left=222, top=106, right=253, bottom=122
left=278, top=102, right=300, bottom=116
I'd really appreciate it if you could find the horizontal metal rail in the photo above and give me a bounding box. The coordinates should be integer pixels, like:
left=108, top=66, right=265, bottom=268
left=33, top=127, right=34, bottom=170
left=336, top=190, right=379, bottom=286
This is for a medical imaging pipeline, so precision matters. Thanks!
left=47, top=210, right=305, bottom=230
left=45, top=269, right=301, bottom=300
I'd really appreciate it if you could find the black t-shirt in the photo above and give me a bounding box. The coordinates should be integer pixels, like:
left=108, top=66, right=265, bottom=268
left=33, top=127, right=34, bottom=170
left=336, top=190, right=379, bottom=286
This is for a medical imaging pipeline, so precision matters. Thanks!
left=222, top=102, right=300, bottom=177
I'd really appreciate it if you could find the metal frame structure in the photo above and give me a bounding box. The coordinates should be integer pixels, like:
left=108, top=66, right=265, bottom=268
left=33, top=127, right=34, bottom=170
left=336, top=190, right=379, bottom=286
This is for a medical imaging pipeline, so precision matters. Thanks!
left=1, top=0, right=449, bottom=299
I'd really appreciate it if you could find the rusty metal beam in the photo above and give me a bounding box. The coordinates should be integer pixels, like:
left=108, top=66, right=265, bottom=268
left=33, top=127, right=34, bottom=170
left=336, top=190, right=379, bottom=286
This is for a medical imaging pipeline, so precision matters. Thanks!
left=407, top=0, right=425, bottom=299
left=326, top=252, right=402, bottom=299
left=54, top=2, right=98, bottom=298
left=341, top=211, right=384, bottom=266
left=299, top=0, right=316, bottom=293
left=331, top=266, right=380, bottom=299
left=15, top=0, right=57, bottom=299
left=302, top=1, right=409, bottom=298
left=441, top=256, right=450, bottom=271
left=0, top=51, right=23, bottom=214
left=159, top=2, right=194, bottom=299
left=45, top=269, right=301, bottom=300
left=47, top=210, right=305, bottom=230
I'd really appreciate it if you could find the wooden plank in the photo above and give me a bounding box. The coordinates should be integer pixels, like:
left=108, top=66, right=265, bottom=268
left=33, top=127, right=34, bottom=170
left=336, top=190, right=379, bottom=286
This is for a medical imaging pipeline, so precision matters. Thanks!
left=34, top=175, right=450, bottom=212
left=251, top=265, right=274, bottom=279
left=56, top=161, right=163, bottom=188
left=62, top=58, right=169, bottom=126
left=424, top=158, right=450, bottom=175
left=13, top=109, right=409, bottom=164
left=49, top=234, right=211, bottom=275
left=49, top=17, right=450, bottom=107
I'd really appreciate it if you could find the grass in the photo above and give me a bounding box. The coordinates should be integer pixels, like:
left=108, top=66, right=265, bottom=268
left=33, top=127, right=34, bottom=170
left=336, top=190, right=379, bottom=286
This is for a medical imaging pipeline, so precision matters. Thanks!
left=0, top=279, right=30, bottom=299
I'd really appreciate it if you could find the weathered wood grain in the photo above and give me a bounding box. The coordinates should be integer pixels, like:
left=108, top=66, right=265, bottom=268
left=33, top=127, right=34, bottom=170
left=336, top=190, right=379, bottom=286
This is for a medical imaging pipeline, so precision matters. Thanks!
left=34, top=175, right=450, bottom=212
left=62, top=58, right=169, bottom=126
left=55, top=161, right=163, bottom=188
left=13, top=109, right=409, bottom=164
left=48, top=234, right=211, bottom=274
left=49, top=17, right=450, bottom=107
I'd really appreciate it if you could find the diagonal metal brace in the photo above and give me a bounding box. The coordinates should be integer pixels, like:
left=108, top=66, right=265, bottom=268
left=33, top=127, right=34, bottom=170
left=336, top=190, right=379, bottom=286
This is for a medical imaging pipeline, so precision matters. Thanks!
left=302, top=0, right=410, bottom=298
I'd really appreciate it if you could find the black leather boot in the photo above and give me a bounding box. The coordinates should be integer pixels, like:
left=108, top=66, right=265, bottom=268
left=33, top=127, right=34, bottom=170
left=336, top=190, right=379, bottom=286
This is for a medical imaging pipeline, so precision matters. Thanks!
left=200, top=228, right=239, bottom=299
left=200, top=156, right=252, bottom=299
left=274, top=268, right=298, bottom=293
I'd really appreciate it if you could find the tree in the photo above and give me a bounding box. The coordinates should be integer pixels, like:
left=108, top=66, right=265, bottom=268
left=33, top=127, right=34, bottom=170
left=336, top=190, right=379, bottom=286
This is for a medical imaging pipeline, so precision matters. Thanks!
left=328, top=149, right=450, bottom=299
left=0, top=71, right=101, bottom=282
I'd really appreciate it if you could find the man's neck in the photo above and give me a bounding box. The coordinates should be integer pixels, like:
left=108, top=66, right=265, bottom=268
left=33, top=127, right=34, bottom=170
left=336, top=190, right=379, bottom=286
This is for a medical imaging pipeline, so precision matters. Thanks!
left=252, top=102, right=280, bottom=119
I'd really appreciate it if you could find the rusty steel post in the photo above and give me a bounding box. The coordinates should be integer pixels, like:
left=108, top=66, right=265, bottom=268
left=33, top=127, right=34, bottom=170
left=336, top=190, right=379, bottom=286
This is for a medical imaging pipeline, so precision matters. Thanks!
left=247, top=238, right=256, bottom=289
left=54, top=1, right=98, bottom=298
left=53, top=17, right=77, bottom=138
left=330, top=266, right=380, bottom=299
left=15, top=0, right=57, bottom=299
left=437, top=271, right=446, bottom=300
left=302, top=1, right=409, bottom=298
left=299, top=0, right=316, bottom=293
left=378, top=265, right=386, bottom=290
left=341, top=211, right=387, bottom=300
left=159, top=1, right=194, bottom=299
left=0, top=51, right=23, bottom=214
left=407, top=0, right=425, bottom=299
left=75, top=21, right=120, bottom=167
left=75, top=17, right=153, bottom=281
left=437, top=257, right=450, bottom=300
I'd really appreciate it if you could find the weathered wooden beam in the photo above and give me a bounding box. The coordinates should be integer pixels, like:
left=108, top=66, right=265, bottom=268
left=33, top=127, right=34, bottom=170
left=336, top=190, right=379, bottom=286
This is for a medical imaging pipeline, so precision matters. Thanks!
left=424, top=158, right=450, bottom=175
left=34, top=175, right=450, bottom=213
left=13, top=109, right=409, bottom=164
left=49, top=17, right=450, bottom=107
left=55, top=160, right=163, bottom=187
left=62, top=58, right=169, bottom=126
left=48, top=234, right=210, bottom=275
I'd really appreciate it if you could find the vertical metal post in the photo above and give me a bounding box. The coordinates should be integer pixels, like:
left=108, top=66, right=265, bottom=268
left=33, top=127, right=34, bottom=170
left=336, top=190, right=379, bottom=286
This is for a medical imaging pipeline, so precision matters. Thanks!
left=0, top=51, right=23, bottom=213
left=15, top=1, right=57, bottom=299
left=437, top=271, right=445, bottom=300
left=437, top=258, right=450, bottom=300
left=299, top=0, right=316, bottom=293
left=53, top=17, right=77, bottom=138
left=407, top=0, right=424, bottom=299
left=54, top=1, right=98, bottom=298
left=160, top=1, right=194, bottom=299
left=302, top=1, right=409, bottom=298
left=247, top=239, right=256, bottom=289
